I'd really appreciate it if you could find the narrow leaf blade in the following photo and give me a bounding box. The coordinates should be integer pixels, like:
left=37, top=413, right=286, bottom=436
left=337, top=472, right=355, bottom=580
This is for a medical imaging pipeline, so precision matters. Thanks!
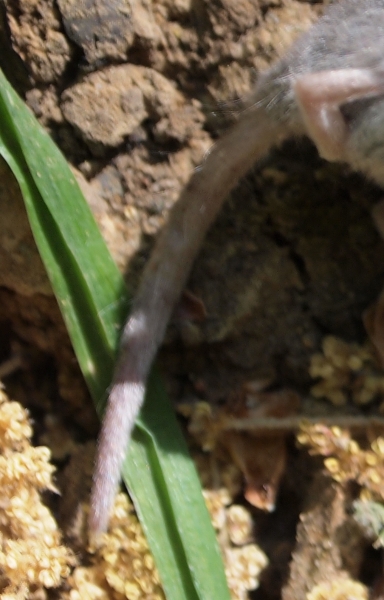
left=0, top=70, right=231, bottom=600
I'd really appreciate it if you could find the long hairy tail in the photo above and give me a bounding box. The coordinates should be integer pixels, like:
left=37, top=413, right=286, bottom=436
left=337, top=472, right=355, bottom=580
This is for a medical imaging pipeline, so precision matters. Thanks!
left=89, top=107, right=287, bottom=535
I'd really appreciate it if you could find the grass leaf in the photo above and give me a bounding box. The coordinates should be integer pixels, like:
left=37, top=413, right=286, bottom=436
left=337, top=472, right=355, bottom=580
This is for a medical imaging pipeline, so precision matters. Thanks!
left=0, top=70, right=230, bottom=600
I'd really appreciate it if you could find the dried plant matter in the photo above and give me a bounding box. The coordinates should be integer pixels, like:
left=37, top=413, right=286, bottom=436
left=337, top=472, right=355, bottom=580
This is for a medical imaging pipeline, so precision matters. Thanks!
left=0, top=385, right=267, bottom=599
left=0, top=389, right=71, bottom=599
left=306, top=577, right=368, bottom=600
left=67, top=486, right=267, bottom=600
left=310, top=336, right=384, bottom=407
left=66, top=493, right=164, bottom=600
left=298, top=424, right=384, bottom=498
left=201, top=487, right=268, bottom=600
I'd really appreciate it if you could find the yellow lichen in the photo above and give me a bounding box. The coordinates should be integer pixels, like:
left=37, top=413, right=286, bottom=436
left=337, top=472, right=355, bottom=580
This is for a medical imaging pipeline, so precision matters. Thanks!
left=203, top=488, right=232, bottom=530
left=309, top=336, right=384, bottom=406
left=0, top=389, right=72, bottom=599
left=298, top=423, right=384, bottom=499
left=0, top=381, right=267, bottom=600
left=67, top=566, right=109, bottom=600
left=306, top=577, right=368, bottom=600
left=225, top=545, right=268, bottom=600
left=226, top=505, right=253, bottom=546
left=201, top=481, right=268, bottom=599
left=0, top=399, right=32, bottom=449
left=66, top=493, right=164, bottom=600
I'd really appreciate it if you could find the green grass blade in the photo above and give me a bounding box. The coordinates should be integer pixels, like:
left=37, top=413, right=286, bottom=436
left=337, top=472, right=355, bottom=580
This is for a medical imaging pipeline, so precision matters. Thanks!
left=0, top=70, right=231, bottom=600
